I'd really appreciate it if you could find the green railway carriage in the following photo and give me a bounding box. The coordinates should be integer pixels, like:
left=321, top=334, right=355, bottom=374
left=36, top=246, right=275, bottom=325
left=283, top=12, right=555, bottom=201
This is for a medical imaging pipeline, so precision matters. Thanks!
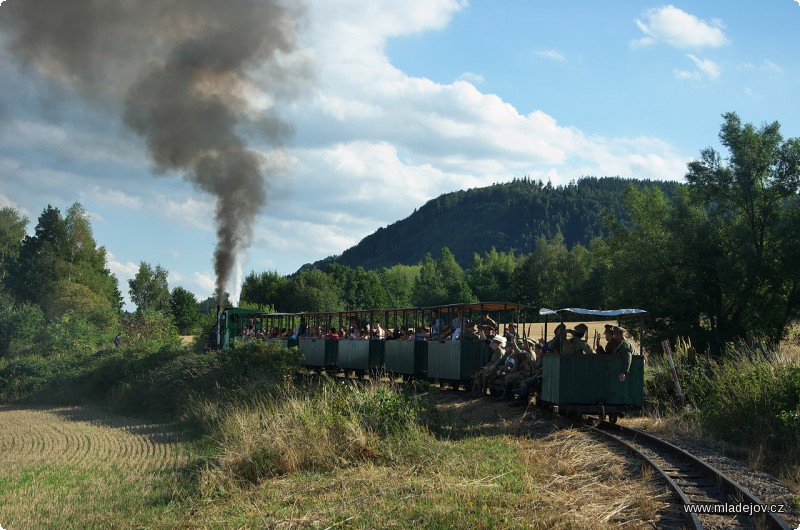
left=384, top=339, right=428, bottom=377
left=541, top=353, right=644, bottom=420
left=298, top=337, right=339, bottom=369
left=536, top=307, right=648, bottom=421
left=337, top=339, right=385, bottom=372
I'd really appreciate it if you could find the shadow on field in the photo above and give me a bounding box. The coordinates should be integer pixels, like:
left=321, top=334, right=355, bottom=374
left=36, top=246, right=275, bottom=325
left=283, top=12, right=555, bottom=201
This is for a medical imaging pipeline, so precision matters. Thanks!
left=43, top=405, right=188, bottom=445
left=424, top=389, right=559, bottom=440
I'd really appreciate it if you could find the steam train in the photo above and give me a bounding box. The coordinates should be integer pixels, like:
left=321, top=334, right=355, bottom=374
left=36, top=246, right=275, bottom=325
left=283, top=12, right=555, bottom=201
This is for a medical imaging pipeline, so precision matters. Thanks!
left=209, top=303, right=646, bottom=421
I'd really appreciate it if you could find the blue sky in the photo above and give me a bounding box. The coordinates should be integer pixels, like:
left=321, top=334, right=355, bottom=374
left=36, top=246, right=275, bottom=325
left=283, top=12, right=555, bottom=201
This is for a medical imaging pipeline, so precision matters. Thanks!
left=1, top=1, right=799, bottom=310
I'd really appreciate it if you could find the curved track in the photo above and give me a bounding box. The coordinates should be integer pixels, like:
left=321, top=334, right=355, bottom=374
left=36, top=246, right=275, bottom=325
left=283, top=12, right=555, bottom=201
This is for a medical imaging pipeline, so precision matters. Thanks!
left=589, top=421, right=792, bottom=529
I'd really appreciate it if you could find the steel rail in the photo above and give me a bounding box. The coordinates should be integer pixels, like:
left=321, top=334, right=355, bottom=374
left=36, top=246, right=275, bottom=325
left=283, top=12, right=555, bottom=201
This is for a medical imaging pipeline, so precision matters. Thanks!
left=593, top=422, right=792, bottom=530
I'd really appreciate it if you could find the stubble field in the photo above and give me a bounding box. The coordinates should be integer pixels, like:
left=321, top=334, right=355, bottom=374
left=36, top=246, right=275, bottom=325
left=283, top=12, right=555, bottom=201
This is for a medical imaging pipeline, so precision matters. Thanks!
left=0, top=405, right=187, bottom=528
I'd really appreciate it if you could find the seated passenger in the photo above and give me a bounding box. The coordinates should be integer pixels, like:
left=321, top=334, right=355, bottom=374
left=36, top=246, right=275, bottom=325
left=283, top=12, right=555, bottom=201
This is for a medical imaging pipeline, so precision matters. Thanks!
left=429, top=309, right=447, bottom=341
left=460, top=322, right=484, bottom=342
left=373, top=320, right=386, bottom=340
left=595, top=324, right=616, bottom=354
left=480, top=311, right=498, bottom=333
left=408, top=326, right=427, bottom=341
left=498, top=346, right=535, bottom=401
left=471, top=335, right=508, bottom=395
left=509, top=342, right=545, bottom=407
left=567, top=323, right=594, bottom=354
left=544, top=323, right=569, bottom=353
left=328, top=327, right=340, bottom=340
left=450, top=307, right=469, bottom=340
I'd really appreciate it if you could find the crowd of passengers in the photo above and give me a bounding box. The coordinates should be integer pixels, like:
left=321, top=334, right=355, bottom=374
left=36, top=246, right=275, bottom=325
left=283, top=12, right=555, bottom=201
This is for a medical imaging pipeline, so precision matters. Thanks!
left=239, top=309, right=637, bottom=406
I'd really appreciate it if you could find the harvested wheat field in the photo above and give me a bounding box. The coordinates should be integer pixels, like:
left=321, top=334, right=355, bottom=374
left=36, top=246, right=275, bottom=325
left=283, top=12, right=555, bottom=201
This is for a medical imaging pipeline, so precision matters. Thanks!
left=0, top=405, right=187, bottom=528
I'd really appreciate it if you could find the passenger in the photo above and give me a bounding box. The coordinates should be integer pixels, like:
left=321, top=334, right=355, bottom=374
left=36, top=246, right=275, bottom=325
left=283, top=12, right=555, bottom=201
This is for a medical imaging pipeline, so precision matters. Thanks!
left=429, top=309, right=446, bottom=341
left=504, top=323, right=518, bottom=342
left=544, top=323, right=569, bottom=353
left=295, top=318, right=308, bottom=338
left=498, top=345, right=535, bottom=401
left=509, top=341, right=545, bottom=407
left=460, top=322, right=484, bottom=342
left=471, top=335, right=508, bottom=395
left=567, top=323, right=594, bottom=354
left=595, top=324, right=615, bottom=354
left=450, top=307, right=469, bottom=340
left=328, top=327, right=340, bottom=340
left=612, top=326, right=636, bottom=381
left=408, top=326, right=427, bottom=341
left=373, top=320, right=386, bottom=340
left=480, top=311, right=498, bottom=333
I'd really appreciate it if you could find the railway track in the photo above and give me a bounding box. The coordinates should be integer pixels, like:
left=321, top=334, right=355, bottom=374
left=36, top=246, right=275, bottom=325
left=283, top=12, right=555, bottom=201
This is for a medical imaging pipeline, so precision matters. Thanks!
left=588, top=421, right=793, bottom=529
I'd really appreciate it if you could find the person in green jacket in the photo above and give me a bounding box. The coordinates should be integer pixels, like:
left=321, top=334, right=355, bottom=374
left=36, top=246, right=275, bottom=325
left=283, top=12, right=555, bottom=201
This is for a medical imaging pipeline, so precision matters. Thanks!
left=612, top=326, right=635, bottom=381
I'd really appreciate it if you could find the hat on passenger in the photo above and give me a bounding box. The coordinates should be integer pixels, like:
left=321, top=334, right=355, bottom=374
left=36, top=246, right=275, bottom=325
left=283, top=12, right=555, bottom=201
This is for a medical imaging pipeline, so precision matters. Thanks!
left=573, top=323, right=588, bottom=336
left=604, top=324, right=614, bottom=331
left=612, top=326, right=627, bottom=335
left=492, top=336, right=507, bottom=346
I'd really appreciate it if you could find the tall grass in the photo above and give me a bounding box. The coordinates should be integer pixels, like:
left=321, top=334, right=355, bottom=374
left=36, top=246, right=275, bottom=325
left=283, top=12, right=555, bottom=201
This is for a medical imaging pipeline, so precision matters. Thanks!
left=646, top=338, right=800, bottom=482
left=193, top=378, right=430, bottom=491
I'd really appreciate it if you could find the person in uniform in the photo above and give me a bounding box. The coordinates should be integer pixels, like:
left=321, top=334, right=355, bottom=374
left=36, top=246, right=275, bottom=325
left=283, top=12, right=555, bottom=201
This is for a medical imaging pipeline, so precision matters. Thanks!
left=472, top=335, right=508, bottom=395
left=612, top=326, right=635, bottom=381
left=545, top=323, right=570, bottom=353
left=509, top=341, right=545, bottom=407
left=567, top=323, right=594, bottom=354
left=595, top=324, right=615, bottom=354
left=498, top=343, right=534, bottom=401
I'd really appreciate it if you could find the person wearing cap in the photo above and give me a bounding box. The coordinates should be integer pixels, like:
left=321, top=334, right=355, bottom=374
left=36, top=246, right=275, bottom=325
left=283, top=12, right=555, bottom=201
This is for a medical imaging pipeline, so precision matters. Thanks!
left=497, top=342, right=535, bottom=401
left=544, top=323, right=574, bottom=354
left=595, top=324, right=616, bottom=354
left=509, top=341, right=545, bottom=407
left=567, top=323, right=594, bottom=355
left=471, top=335, right=508, bottom=395
left=479, top=311, right=498, bottom=333
left=612, top=326, right=635, bottom=381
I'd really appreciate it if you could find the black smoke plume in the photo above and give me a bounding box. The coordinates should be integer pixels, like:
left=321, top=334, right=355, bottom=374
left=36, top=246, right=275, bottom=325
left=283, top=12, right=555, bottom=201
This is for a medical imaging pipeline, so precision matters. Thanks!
left=0, top=0, right=306, bottom=304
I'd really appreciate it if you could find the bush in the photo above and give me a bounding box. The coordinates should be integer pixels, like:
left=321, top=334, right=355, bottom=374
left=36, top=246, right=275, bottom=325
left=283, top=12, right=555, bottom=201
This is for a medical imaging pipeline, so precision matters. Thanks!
left=647, top=339, right=800, bottom=473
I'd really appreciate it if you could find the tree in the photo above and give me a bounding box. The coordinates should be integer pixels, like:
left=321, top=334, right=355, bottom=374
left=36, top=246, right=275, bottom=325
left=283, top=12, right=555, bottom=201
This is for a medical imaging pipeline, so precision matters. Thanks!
left=466, top=247, right=517, bottom=302
left=170, top=287, right=200, bottom=334
left=128, top=262, right=171, bottom=313
left=327, top=264, right=387, bottom=310
left=512, top=233, right=570, bottom=307
left=379, top=264, right=420, bottom=308
left=0, top=206, right=28, bottom=285
left=411, top=253, right=446, bottom=306
left=240, top=270, right=288, bottom=310
left=686, top=112, right=800, bottom=343
left=9, top=203, right=121, bottom=318
left=283, top=268, right=343, bottom=312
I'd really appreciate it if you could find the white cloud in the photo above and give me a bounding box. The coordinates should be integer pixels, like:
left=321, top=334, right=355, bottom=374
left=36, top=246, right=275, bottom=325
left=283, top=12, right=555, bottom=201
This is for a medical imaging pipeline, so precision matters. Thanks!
left=191, top=272, right=216, bottom=297
left=535, top=49, right=566, bottom=62
left=673, top=54, right=720, bottom=82
left=457, top=72, right=485, bottom=84
left=154, top=195, right=215, bottom=231
left=633, top=5, right=728, bottom=49
left=687, top=54, right=720, bottom=79
left=80, top=186, right=143, bottom=210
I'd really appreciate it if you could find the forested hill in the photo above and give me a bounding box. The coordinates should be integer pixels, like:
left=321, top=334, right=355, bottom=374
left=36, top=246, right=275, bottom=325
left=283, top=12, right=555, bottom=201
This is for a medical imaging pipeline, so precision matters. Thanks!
left=309, top=176, right=680, bottom=270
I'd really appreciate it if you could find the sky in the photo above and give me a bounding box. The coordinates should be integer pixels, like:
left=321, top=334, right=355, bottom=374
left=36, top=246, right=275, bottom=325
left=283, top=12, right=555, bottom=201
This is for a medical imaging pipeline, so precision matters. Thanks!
left=1, top=1, right=799, bottom=310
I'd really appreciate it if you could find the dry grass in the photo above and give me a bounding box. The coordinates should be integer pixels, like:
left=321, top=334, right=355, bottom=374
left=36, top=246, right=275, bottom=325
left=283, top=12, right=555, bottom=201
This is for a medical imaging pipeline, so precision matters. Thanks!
left=180, top=393, right=670, bottom=529
left=0, top=405, right=187, bottom=528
